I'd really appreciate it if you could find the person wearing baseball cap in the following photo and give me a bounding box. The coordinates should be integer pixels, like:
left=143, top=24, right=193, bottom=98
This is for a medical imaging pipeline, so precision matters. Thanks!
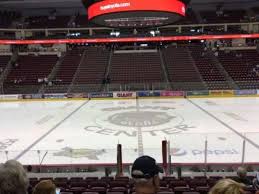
left=131, top=156, right=163, bottom=194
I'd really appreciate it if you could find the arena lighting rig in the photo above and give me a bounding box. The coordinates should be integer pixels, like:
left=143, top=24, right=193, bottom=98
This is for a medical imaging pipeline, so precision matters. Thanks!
left=83, top=0, right=187, bottom=28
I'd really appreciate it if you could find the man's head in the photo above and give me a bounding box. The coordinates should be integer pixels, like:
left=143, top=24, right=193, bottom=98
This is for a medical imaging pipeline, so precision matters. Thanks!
left=237, top=167, right=247, bottom=178
left=0, top=160, right=29, bottom=194
left=131, top=156, right=163, bottom=194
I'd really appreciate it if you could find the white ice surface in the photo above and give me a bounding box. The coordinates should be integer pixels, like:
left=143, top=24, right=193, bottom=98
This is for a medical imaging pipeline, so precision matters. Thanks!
left=0, top=98, right=259, bottom=165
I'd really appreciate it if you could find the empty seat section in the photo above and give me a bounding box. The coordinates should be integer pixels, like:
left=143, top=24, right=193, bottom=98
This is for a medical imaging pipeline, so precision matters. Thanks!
left=0, top=10, right=20, bottom=28
left=162, top=46, right=205, bottom=90
left=6, top=55, right=58, bottom=85
left=109, top=52, right=163, bottom=84
left=0, top=55, right=11, bottom=73
left=4, top=55, right=58, bottom=94
left=74, top=15, right=93, bottom=27
left=25, top=16, right=70, bottom=28
left=200, top=9, right=247, bottom=23
left=218, top=50, right=259, bottom=89
left=68, top=47, right=110, bottom=92
left=55, top=49, right=84, bottom=84
left=73, top=47, right=110, bottom=84
left=188, top=44, right=230, bottom=90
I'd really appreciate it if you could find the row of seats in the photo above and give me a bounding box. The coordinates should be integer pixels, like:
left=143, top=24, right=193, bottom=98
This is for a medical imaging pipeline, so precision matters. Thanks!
left=28, top=176, right=255, bottom=194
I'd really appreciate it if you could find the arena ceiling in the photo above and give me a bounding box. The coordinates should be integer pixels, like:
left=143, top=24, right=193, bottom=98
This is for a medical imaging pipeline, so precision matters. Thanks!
left=0, top=0, right=258, bottom=10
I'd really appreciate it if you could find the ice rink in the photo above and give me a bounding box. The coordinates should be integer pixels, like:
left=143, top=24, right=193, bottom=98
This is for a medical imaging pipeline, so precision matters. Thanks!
left=1, top=97, right=259, bottom=165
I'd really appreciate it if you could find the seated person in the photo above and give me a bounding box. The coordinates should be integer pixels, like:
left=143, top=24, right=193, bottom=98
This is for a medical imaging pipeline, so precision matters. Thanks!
left=209, top=179, right=245, bottom=194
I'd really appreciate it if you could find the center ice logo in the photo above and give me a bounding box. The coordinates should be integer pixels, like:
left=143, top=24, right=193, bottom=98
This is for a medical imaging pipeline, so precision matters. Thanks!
left=108, top=111, right=175, bottom=127
left=84, top=106, right=196, bottom=136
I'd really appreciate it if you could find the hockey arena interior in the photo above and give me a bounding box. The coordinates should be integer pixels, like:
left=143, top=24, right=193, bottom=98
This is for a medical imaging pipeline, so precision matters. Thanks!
left=1, top=0, right=259, bottom=194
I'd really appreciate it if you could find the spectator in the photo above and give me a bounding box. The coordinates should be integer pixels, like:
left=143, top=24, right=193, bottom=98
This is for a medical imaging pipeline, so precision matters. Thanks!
left=256, top=44, right=259, bottom=53
left=105, top=167, right=112, bottom=177
left=253, top=172, right=259, bottom=191
left=209, top=179, right=244, bottom=194
left=33, top=180, right=56, bottom=194
left=0, top=67, right=3, bottom=73
left=102, top=78, right=106, bottom=85
left=0, top=160, right=29, bottom=194
left=17, top=78, right=23, bottom=84
left=48, top=81, right=53, bottom=87
left=44, top=77, right=48, bottom=84
left=234, top=167, right=251, bottom=185
left=38, top=78, right=43, bottom=83
left=71, top=21, right=76, bottom=28
left=106, top=76, right=111, bottom=84
left=131, top=156, right=163, bottom=194
left=236, top=53, right=243, bottom=58
left=27, top=165, right=32, bottom=172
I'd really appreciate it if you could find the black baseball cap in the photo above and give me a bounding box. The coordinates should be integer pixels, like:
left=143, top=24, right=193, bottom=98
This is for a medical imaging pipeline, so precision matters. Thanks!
left=131, top=156, right=163, bottom=179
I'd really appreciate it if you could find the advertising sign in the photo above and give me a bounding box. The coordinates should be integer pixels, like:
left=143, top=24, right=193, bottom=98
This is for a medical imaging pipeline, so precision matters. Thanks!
left=90, top=92, right=113, bottom=98
left=113, top=92, right=136, bottom=98
left=160, top=91, right=185, bottom=97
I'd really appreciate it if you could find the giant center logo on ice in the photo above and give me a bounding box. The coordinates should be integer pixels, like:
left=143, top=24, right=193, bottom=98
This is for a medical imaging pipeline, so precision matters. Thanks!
left=84, top=105, right=195, bottom=136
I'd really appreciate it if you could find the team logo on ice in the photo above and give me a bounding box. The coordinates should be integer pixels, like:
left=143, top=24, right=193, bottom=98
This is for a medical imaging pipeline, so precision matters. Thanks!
left=84, top=106, right=195, bottom=136
left=53, top=147, right=106, bottom=160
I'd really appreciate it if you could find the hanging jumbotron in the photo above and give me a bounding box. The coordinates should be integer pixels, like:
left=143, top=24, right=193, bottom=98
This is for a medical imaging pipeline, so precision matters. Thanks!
left=83, top=0, right=187, bottom=28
